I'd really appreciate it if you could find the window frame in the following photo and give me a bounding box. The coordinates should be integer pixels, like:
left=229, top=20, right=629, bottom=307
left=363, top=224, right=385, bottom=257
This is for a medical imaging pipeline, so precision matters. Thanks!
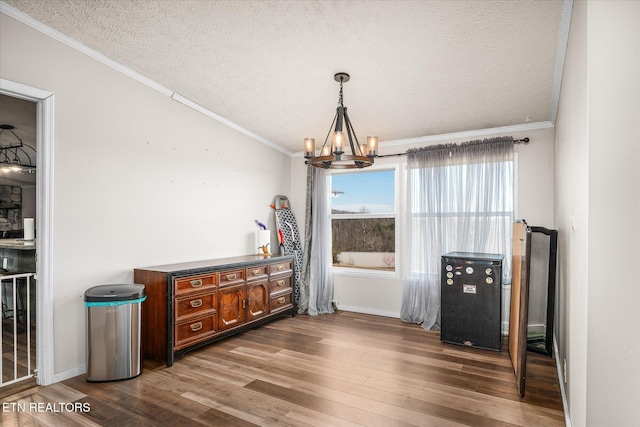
left=329, top=163, right=401, bottom=279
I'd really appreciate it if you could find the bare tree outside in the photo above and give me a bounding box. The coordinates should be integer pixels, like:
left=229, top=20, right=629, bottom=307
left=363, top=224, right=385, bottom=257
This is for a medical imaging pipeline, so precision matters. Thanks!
left=332, top=217, right=395, bottom=269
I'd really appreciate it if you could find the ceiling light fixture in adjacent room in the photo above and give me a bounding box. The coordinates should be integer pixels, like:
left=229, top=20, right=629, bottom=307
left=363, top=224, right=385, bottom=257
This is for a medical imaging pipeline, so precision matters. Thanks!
left=304, top=73, right=378, bottom=169
left=0, top=124, right=36, bottom=174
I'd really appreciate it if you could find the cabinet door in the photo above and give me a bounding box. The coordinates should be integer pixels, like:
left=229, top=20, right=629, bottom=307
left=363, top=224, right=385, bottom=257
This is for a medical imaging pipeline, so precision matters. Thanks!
left=218, top=284, right=246, bottom=331
left=247, top=280, right=269, bottom=321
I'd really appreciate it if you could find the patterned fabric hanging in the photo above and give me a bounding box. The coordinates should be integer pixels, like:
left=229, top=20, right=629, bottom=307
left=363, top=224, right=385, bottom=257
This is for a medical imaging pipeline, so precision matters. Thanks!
left=273, top=195, right=302, bottom=307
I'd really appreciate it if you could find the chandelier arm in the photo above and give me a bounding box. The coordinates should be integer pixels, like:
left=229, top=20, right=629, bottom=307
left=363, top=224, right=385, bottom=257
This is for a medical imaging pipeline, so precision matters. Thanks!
left=322, top=110, right=339, bottom=152
left=9, top=129, right=23, bottom=145
left=16, top=147, right=33, bottom=166
left=19, top=144, right=35, bottom=154
left=342, top=109, right=361, bottom=156
left=0, top=127, right=29, bottom=150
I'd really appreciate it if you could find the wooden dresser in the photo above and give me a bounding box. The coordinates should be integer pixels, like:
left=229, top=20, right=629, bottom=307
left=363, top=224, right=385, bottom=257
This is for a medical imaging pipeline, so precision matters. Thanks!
left=134, top=254, right=295, bottom=366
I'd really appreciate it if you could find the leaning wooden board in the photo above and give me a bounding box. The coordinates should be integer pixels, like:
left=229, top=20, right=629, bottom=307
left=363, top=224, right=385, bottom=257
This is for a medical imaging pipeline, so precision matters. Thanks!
left=509, top=221, right=532, bottom=397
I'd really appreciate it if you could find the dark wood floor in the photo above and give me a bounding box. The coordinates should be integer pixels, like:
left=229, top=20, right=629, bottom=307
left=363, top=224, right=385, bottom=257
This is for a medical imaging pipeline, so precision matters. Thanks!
left=0, top=311, right=565, bottom=426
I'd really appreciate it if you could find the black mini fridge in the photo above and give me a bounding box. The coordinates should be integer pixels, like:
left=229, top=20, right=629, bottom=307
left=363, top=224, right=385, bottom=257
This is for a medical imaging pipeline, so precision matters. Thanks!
left=441, top=252, right=504, bottom=351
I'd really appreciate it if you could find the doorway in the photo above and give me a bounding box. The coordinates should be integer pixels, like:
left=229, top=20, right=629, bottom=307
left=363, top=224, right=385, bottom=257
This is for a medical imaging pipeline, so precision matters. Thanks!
left=0, top=94, right=37, bottom=389
left=0, top=79, right=54, bottom=387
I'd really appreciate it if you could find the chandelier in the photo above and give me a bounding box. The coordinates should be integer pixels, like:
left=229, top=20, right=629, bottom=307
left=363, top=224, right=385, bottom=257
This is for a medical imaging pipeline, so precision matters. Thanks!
left=304, top=73, right=378, bottom=169
left=0, top=124, right=36, bottom=174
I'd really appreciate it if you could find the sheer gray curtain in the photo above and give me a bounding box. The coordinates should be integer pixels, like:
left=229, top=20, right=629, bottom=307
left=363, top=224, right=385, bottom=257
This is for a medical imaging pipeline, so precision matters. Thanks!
left=298, top=164, right=334, bottom=316
left=401, top=137, right=514, bottom=330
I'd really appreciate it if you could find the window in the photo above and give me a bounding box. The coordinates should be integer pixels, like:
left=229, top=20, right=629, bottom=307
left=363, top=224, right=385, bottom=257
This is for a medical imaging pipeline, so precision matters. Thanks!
left=330, top=168, right=396, bottom=272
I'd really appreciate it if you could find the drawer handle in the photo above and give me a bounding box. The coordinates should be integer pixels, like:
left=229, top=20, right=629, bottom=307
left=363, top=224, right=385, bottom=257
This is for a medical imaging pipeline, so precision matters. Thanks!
left=190, top=299, right=203, bottom=308
left=252, top=269, right=262, bottom=275
left=277, top=265, right=285, bottom=271
left=277, top=280, right=285, bottom=286
left=225, top=273, right=237, bottom=280
left=277, top=297, right=286, bottom=304
left=189, top=322, right=203, bottom=332
left=190, top=279, right=203, bottom=288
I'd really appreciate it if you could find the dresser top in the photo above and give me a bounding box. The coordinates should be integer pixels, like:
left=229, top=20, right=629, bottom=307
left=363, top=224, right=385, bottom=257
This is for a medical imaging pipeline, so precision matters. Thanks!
left=135, top=254, right=294, bottom=275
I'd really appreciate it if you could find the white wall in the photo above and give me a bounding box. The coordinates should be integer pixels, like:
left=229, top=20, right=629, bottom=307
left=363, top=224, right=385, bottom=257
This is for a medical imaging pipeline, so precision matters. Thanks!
left=291, top=125, right=556, bottom=317
left=554, top=1, right=589, bottom=424
left=555, top=1, right=640, bottom=425
left=1, top=14, right=292, bottom=378
left=585, top=1, right=639, bottom=425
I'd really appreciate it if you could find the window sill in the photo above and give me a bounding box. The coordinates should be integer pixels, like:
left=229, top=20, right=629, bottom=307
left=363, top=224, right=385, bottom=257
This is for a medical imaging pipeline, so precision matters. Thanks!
left=332, top=267, right=398, bottom=280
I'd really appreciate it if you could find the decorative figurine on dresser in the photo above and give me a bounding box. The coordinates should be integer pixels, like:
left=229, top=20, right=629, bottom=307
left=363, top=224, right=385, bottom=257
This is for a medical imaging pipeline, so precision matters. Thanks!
left=134, top=254, right=294, bottom=366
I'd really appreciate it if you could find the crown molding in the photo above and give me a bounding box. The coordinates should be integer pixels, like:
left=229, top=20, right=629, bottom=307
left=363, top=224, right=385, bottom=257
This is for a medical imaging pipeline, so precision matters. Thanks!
left=550, top=0, right=574, bottom=124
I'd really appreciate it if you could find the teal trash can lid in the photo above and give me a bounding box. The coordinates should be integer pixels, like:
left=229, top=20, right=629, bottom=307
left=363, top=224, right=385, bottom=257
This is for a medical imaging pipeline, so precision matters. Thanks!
left=84, top=284, right=145, bottom=302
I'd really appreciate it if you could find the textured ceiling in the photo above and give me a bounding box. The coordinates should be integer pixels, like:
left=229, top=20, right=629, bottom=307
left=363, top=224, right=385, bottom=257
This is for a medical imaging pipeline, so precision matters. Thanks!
left=2, top=0, right=566, bottom=154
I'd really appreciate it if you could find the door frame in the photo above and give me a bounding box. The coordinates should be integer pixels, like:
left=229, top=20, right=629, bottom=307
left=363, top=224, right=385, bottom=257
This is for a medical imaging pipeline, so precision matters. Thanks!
left=0, top=78, right=55, bottom=386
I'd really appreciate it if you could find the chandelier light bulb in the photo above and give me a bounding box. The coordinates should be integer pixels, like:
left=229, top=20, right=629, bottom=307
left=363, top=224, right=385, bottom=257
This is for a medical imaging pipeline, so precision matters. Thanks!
left=367, top=136, right=379, bottom=157
left=333, top=131, right=344, bottom=155
left=304, top=138, right=315, bottom=159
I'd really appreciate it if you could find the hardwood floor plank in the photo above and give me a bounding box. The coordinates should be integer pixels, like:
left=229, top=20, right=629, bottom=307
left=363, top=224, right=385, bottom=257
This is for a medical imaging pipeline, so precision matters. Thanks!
left=402, top=396, right=521, bottom=427
left=245, top=378, right=463, bottom=427
left=0, top=377, right=36, bottom=399
left=180, top=390, right=302, bottom=427
left=208, top=345, right=372, bottom=387
left=193, top=407, right=261, bottom=427
left=284, top=406, right=365, bottom=427
left=273, top=348, right=431, bottom=391
left=36, top=382, right=86, bottom=403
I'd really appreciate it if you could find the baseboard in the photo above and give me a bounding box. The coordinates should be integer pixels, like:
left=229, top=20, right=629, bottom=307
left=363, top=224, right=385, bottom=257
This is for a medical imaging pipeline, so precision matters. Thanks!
left=52, top=364, right=86, bottom=384
left=336, top=305, right=400, bottom=319
left=553, top=335, right=572, bottom=427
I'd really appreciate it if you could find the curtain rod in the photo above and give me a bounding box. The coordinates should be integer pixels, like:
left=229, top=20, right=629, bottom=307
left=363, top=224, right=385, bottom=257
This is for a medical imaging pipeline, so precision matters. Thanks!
left=376, top=137, right=529, bottom=159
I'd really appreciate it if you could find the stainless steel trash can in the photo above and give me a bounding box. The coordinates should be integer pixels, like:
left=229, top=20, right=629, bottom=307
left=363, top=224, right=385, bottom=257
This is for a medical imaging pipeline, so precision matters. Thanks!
left=84, top=284, right=146, bottom=382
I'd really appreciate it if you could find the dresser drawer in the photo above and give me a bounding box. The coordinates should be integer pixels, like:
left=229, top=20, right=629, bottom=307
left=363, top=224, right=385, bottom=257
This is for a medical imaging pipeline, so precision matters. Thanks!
left=219, top=268, right=245, bottom=286
left=175, top=314, right=217, bottom=349
left=270, top=290, right=293, bottom=313
left=269, top=275, right=292, bottom=294
left=270, top=260, right=292, bottom=275
left=247, top=264, right=268, bottom=280
left=175, top=274, right=217, bottom=294
left=175, top=292, right=217, bottom=321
